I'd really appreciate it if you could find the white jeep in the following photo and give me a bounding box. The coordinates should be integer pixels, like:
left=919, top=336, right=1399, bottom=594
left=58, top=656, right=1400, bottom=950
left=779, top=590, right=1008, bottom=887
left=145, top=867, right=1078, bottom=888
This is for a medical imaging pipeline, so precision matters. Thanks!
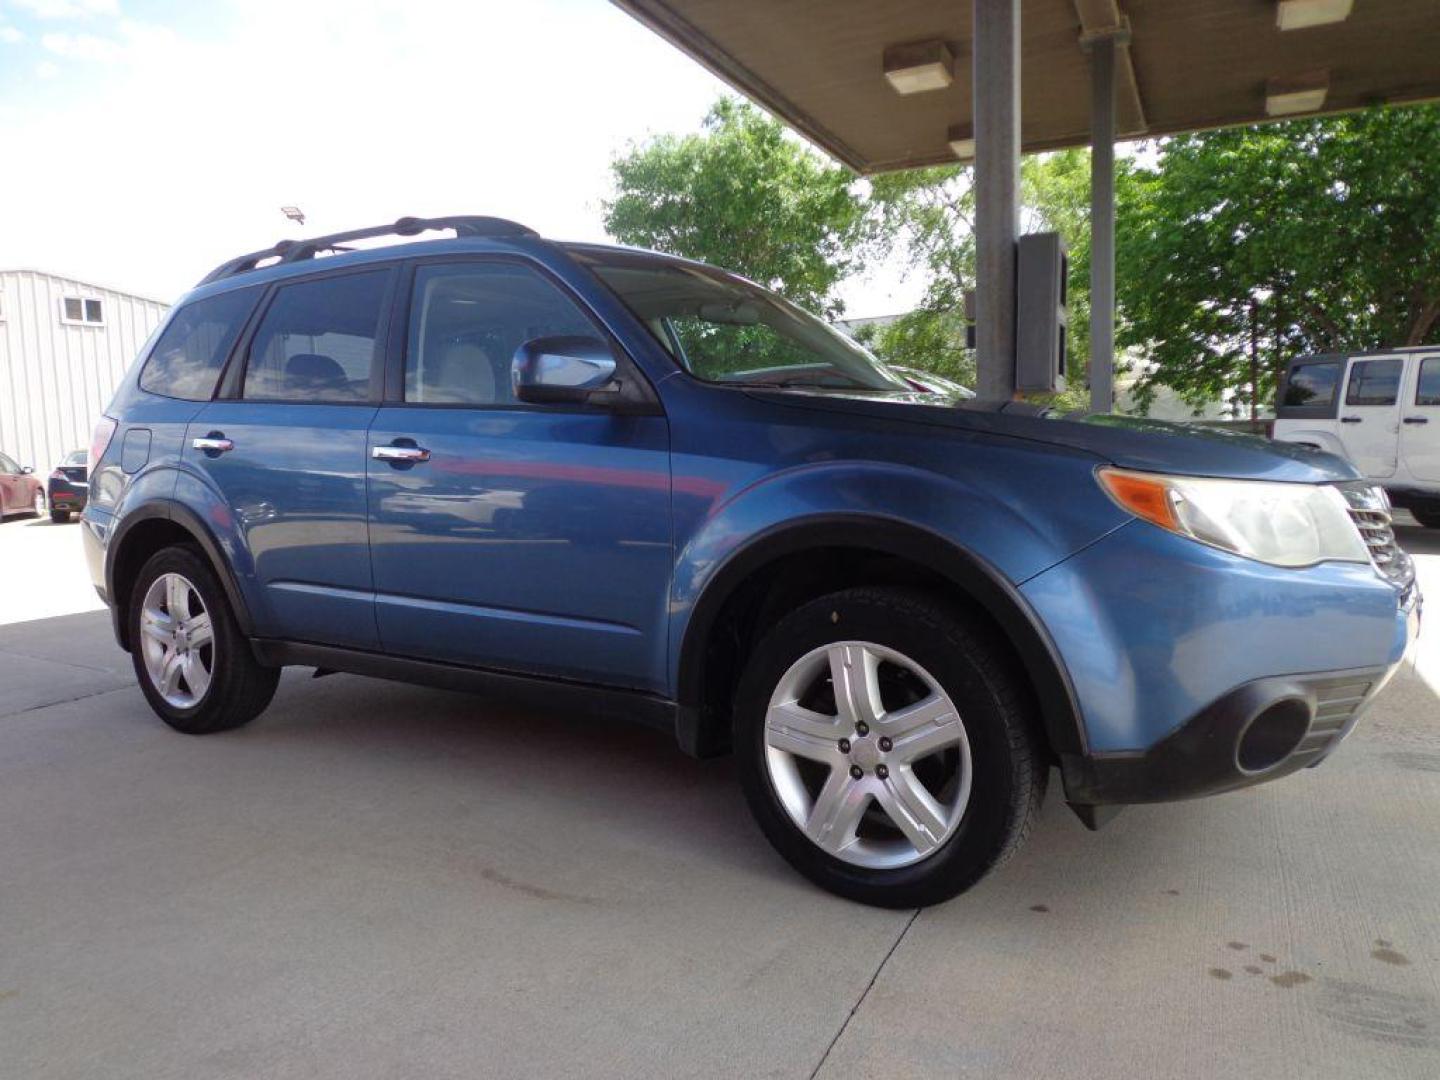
left=1274, top=347, right=1440, bottom=529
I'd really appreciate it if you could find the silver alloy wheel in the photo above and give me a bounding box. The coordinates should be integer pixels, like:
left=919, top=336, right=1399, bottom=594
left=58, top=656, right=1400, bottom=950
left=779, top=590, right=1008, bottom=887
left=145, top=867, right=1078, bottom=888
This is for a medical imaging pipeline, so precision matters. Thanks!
left=138, top=572, right=215, bottom=709
left=764, top=641, right=972, bottom=870
left=33, top=489, right=44, bottom=514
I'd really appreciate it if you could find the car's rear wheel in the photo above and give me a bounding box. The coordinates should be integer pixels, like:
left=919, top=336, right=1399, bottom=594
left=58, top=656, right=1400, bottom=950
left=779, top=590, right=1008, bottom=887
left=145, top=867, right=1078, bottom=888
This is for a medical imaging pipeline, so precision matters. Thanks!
left=1412, top=505, right=1440, bottom=530
left=129, top=546, right=279, bottom=734
left=734, top=587, right=1046, bottom=908
left=50, top=509, right=71, bottom=524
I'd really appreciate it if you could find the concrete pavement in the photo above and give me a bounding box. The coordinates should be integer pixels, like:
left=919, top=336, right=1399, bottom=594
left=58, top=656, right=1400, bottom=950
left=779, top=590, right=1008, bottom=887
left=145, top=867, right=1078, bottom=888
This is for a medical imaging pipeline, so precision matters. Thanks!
left=0, top=513, right=1436, bottom=1079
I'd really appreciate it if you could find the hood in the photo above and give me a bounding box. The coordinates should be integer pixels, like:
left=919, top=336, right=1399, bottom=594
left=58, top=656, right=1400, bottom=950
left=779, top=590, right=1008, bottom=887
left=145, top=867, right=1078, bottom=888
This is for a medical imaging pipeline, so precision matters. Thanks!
left=745, top=389, right=1360, bottom=484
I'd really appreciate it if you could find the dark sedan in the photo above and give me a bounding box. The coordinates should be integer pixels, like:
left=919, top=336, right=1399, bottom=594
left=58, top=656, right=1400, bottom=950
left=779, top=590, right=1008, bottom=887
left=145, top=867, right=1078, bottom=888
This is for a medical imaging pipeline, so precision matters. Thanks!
left=47, top=450, right=88, bottom=523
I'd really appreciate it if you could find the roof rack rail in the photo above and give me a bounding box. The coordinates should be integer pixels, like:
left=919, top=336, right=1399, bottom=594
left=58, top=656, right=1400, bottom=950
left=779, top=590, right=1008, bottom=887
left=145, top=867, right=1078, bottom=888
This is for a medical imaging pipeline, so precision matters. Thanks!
left=197, top=215, right=539, bottom=286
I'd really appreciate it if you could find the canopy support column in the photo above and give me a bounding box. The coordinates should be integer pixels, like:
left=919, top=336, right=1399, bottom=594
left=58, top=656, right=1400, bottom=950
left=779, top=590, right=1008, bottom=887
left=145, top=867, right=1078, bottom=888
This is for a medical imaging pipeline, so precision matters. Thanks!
left=973, top=0, right=1021, bottom=401
left=1086, top=28, right=1119, bottom=413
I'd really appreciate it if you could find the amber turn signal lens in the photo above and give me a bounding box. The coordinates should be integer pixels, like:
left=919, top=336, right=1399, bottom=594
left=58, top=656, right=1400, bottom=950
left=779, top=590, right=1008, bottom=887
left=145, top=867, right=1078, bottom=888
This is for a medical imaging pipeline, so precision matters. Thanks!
left=1097, top=468, right=1179, bottom=530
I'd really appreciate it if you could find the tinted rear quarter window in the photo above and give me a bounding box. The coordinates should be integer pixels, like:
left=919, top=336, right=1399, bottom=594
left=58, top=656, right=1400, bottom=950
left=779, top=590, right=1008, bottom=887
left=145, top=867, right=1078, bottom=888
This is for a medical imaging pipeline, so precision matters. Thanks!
left=1346, top=357, right=1403, bottom=406
left=1281, top=361, right=1342, bottom=408
left=1417, top=358, right=1440, bottom=406
left=243, top=271, right=389, bottom=402
left=138, top=287, right=260, bottom=401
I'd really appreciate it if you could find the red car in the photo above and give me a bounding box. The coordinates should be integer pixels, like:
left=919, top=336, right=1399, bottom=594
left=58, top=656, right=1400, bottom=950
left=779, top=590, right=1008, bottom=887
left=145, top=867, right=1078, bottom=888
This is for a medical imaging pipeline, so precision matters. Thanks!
left=0, top=449, right=45, bottom=521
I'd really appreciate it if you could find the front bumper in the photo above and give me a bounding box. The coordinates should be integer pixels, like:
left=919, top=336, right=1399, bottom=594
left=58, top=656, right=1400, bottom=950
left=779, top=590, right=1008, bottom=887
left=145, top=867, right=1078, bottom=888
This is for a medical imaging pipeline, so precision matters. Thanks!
left=1059, top=661, right=1403, bottom=809
left=1023, top=517, right=1419, bottom=811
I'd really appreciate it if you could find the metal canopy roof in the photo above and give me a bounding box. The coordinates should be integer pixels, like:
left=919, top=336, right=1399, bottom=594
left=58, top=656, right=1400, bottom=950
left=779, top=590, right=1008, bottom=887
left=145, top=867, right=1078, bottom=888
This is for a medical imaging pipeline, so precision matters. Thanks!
left=613, top=0, right=1440, bottom=174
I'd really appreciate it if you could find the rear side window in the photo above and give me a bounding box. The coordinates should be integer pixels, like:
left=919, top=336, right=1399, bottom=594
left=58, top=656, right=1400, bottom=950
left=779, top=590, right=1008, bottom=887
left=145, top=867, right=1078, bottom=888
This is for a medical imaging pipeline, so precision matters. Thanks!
left=138, top=287, right=259, bottom=401
left=1345, top=358, right=1402, bottom=406
left=405, top=262, right=599, bottom=405
left=1281, top=361, right=1341, bottom=408
left=1417, top=358, right=1440, bottom=406
left=243, top=271, right=389, bottom=402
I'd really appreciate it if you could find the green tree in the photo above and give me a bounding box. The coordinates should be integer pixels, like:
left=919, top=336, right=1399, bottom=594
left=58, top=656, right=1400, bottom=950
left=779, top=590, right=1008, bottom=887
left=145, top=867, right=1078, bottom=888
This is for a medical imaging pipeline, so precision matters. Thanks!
left=852, top=308, right=975, bottom=387
left=603, top=98, right=872, bottom=317
left=866, top=149, right=1104, bottom=403
left=1118, top=104, right=1440, bottom=417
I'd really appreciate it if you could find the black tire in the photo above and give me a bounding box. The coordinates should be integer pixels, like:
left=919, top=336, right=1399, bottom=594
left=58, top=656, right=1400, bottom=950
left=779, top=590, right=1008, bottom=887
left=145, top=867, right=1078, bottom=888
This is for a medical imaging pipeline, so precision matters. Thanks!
left=128, top=545, right=279, bottom=734
left=734, top=587, right=1047, bottom=908
left=1412, top=506, right=1440, bottom=530
left=50, top=509, right=71, bottom=524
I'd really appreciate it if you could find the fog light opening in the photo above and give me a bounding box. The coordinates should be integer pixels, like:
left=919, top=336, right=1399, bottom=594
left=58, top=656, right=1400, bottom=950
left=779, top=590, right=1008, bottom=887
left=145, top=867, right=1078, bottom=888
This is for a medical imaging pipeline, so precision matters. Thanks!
left=1237, top=699, right=1312, bottom=773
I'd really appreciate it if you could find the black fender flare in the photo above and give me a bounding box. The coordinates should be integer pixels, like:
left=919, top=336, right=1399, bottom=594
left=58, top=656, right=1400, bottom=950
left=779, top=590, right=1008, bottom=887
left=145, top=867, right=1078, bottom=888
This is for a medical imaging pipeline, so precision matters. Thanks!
left=106, top=498, right=256, bottom=650
left=674, top=514, right=1087, bottom=758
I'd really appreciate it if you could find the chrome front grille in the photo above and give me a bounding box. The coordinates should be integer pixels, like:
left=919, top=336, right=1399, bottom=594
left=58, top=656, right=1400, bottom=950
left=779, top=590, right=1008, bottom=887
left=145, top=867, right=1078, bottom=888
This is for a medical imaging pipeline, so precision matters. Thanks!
left=1339, top=484, right=1415, bottom=597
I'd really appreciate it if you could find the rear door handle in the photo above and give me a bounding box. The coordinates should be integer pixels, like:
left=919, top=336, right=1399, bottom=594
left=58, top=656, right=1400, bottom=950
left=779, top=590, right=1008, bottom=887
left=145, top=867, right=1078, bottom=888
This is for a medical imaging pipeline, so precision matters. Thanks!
left=192, top=435, right=234, bottom=453
left=1340, top=416, right=1363, bottom=424
left=1403, top=416, right=1429, bottom=425
left=372, top=444, right=431, bottom=463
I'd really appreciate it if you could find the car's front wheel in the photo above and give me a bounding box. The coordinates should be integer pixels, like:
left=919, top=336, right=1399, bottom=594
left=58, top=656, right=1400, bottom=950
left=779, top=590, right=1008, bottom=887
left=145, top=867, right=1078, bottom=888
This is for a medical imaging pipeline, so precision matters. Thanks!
left=1412, top=505, right=1440, bottom=530
left=129, top=546, right=279, bottom=734
left=734, top=587, right=1046, bottom=908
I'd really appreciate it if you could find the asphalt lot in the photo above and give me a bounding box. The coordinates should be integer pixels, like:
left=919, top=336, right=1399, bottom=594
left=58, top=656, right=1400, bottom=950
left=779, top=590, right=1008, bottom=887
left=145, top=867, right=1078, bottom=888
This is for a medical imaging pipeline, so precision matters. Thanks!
left=1, top=512, right=1437, bottom=1080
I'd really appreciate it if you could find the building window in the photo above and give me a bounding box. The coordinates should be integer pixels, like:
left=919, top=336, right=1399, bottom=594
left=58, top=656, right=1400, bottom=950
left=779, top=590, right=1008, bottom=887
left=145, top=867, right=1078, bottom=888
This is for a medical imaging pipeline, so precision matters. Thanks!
left=60, top=296, right=105, bottom=326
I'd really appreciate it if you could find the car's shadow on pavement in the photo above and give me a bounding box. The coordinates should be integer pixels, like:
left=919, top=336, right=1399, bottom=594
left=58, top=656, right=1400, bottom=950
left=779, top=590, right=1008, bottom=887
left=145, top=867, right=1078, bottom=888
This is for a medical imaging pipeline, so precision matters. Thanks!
left=123, top=660, right=1179, bottom=899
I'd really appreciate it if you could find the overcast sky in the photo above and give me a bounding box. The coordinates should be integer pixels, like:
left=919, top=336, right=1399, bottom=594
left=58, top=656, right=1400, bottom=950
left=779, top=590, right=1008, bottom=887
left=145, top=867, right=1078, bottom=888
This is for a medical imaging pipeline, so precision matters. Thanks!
left=0, top=0, right=922, bottom=317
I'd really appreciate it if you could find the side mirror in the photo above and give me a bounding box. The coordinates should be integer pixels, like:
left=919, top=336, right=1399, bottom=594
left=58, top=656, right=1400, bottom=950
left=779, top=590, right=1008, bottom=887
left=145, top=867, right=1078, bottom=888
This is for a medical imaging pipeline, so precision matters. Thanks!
left=512, top=335, right=618, bottom=405
left=20, top=465, right=33, bottom=475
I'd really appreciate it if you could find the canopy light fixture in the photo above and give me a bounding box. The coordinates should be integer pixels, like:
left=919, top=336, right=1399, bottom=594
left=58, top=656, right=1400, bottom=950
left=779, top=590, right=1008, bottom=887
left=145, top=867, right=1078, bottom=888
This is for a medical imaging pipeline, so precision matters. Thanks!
left=947, top=124, right=974, bottom=161
left=884, top=40, right=954, bottom=95
left=1265, top=70, right=1329, bottom=116
left=280, top=205, right=306, bottom=225
left=1275, top=0, right=1353, bottom=31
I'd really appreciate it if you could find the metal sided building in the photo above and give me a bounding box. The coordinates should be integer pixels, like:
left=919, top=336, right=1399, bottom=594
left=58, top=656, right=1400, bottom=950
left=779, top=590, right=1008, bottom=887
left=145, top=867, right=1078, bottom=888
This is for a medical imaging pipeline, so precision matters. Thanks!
left=0, top=269, right=169, bottom=472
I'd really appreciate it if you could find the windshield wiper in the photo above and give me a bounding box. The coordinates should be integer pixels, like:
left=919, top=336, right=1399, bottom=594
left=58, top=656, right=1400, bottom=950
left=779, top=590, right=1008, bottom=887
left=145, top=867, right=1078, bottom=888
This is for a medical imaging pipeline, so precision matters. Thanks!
left=758, top=377, right=881, bottom=391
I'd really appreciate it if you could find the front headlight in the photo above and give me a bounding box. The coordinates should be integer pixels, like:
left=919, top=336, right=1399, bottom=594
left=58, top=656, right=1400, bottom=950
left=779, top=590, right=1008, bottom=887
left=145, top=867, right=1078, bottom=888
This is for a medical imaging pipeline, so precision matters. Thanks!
left=1097, top=467, right=1370, bottom=568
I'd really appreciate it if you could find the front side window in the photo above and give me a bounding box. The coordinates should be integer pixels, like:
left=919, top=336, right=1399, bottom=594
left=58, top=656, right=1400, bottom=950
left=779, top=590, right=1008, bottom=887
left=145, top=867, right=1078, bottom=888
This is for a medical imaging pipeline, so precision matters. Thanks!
left=0, top=453, right=18, bottom=474
left=243, top=271, right=388, bottom=402
left=1281, top=361, right=1342, bottom=408
left=1346, top=357, right=1402, bottom=406
left=577, top=250, right=908, bottom=391
left=138, top=287, right=260, bottom=401
left=1417, top=358, right=1440, bottom=407
left=405, top=262, right=600, bottom=405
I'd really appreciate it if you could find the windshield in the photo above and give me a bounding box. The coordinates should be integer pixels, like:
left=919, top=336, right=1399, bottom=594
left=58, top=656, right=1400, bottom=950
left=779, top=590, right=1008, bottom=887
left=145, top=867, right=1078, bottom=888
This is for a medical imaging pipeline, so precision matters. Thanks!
left=575, top=249, right=909, bottom=391
left=64, top=450, right=86, bottom=466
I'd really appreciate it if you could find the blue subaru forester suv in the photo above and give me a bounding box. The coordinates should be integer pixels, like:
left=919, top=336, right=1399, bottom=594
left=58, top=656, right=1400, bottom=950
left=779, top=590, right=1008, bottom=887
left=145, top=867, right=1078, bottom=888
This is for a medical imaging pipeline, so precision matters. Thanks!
left=83, top=216, right=1420, bottom=907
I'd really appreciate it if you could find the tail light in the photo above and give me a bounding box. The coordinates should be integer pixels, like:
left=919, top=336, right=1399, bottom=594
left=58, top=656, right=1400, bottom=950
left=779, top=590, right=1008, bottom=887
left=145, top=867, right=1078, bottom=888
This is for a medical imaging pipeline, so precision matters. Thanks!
left=88, top=415, right=118, bottom=477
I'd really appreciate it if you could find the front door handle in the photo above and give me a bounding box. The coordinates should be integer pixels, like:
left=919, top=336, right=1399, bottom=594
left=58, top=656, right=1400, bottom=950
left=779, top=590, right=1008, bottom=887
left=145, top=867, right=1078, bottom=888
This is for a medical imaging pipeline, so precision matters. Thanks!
left=192, top=435, right=234, bottom=453
left=372, top=444, right=431, bottom=463
left=1403, top=416, right=1430, bottom=425
left=1340, top=416, right=1363, bottom=424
